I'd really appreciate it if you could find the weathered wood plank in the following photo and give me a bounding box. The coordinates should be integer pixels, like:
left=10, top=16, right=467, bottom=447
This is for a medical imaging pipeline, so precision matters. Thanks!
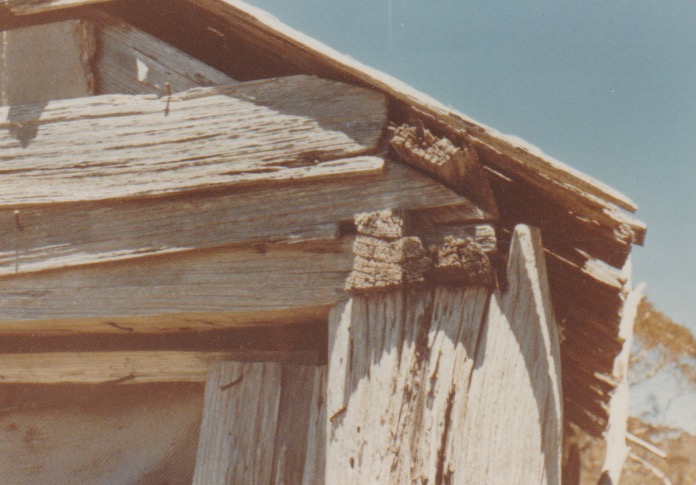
left=0, top=0, right=108, bottom=14
left=0, top=74, right=387, bottom=206
left=160, top=0, right=638, bottom=216
left=390, top=122, right=498, bottom=215
left=459, top=225, right=562, bottom=484
left=0, top=239, right=354, bottom=334
left=0, top=19, right=95, bottom=105
left=192, top=361, right=325, bottom=485
left=0, top=350, right=321, bottom=384
left=0, top=383, right=202, bottom=485
left=414, top=221, right=497, bottom=254
left=93, top=11, right=235, bottom=95
left=600, top=279, right=644, bottom=483
left=326, top=225, right=562, bottom=483
left=193, top=361, right=281, bottom=485
left=0, top=160, right=489, bottom=276
left=326, top=287, right=490, bottom=484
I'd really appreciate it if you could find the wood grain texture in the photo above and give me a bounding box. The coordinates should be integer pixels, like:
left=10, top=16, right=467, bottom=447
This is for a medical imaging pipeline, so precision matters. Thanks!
left=0, top=350, right=321, bottom=384
left=326, top=287, right=490, bottom=484
left=0, top=160, right=487, bottom=276
left=459, top=224, right=562, bottom=484
left=0, top=19, right=95, bottom=105
left=0, top=0, right=109, bottom=14
left=164, top=0, right=642, bottom=437
left=93, top=11, right=235, bottom=95
left=181, top=0, right=639, bottom=217
left=0, top=239, right=353, bottom=334
left=193, top=361, right=325, bottom=485
left=0, top=74, right=387, bottom=206
left=600, top=279, right=643, bottom=484
left=327, top=224, right=562, bottom=484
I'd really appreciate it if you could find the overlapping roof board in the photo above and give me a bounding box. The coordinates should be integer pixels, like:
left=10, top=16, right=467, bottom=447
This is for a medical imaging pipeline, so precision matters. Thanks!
left=2, top=0, right=645, bottom=436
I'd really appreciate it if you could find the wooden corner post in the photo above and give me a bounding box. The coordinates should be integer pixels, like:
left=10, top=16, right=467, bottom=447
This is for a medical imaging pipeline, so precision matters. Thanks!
left=327, top=216, right=563, bottom=484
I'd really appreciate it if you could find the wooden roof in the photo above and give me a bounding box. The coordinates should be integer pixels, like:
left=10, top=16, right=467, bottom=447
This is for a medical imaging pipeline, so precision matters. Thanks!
left=0, top=0, right=645, bottom=437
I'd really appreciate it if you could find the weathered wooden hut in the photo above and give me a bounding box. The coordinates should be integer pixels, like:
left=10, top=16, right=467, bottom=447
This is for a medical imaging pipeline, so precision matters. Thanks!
left=0, top=1, right=646, bottom=483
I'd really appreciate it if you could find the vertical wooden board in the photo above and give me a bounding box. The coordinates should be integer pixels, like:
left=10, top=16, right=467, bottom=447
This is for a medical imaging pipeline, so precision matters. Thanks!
left=193, top=361, right=326, bottom=485
left=1, top=20, right=95, bottom=106
left=94, top=13, right=235, bottom=95
left=193, top=361, right=282, bottom=485
left=271, top=365, right=326, bottom=485
left=326, top=287, right=490, bottom=483
left=600, top=278, right=643, bottom=484
left=459, top=224, right=563, bottom=484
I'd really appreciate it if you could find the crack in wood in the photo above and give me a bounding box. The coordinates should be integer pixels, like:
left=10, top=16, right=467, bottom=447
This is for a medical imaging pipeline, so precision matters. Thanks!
left=219, top=373, right=243, bottom=391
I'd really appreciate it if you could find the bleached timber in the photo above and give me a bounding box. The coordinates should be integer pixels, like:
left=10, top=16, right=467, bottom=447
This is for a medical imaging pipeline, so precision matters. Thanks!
left=0, top=222, right=497, bottom=335
left=0, top=0, right=108, bottom=14
left=0, top=350, right=321, bottom=384
left=0, top=239, right=353, bottom=334
left=185, top=0, right=641, bottom=222
left=101, top=0, right=645, bottom=432
left=0, top=74, right=386, bottom=205
left=0, top=160, right=490, bottom=276
left=0, top=20, right=95, bottom=105
left=326, top=225, right=562, bottom=484
left=459, top=225, right=562, bottom=484
left=23, top=0, right=643, bottom=239
left=0, top=1, right=651, bottom=482
left=92, top=12, right=235, bottom=94
left=192, top=361, right=325, bottom=485
left=2, top=0, right=646, bottom=435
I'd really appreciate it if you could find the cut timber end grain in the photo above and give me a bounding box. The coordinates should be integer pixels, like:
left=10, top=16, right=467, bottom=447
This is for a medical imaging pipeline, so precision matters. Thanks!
left=432, top=236, right=494, bottom=286
left=390, top=123, right=498, bottom=215
left=391, top=124, right=461, bottom=178
left=345, top=236, right=431, bottom=292
left=354, top=209, right=408, bottom=240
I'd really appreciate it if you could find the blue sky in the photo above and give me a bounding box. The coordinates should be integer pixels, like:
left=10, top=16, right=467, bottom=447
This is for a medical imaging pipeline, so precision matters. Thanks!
left=249, top=0, right=696, bottom=332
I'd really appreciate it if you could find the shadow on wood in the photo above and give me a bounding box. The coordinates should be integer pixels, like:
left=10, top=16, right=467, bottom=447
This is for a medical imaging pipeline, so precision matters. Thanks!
left=326, top=225, right=562, bottom=484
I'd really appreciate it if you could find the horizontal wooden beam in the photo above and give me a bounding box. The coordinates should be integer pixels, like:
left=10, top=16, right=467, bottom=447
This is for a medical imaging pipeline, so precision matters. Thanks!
left=0, top=219, right=497, bottom=335
left=0, top=238, right=354, bottom=334
left=0, top=350, right=322, bottom=384
left=1, top=0, right=109, bottom=15
left=0, top=160, right=489, bottom=276
left=0, top=74, right=387, bottom=206
left=193, top=361, right=325, bottom=484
